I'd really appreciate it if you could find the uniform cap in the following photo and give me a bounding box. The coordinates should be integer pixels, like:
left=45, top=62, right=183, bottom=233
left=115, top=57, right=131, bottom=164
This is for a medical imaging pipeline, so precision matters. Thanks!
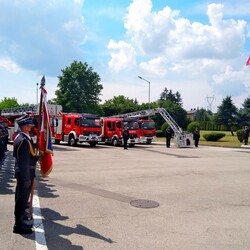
left=16, top=115, right=34, bottom=127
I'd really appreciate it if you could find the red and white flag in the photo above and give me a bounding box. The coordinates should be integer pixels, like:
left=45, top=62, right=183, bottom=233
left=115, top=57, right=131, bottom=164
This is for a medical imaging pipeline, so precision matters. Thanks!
left=246, top=55, right=250, bottom=66
left=39, top=86, right=53, bottom=177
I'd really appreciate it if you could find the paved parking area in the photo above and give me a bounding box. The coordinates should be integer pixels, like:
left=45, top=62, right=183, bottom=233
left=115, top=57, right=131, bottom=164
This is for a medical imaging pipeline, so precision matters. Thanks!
left=1, top=142, right=250, bottom=250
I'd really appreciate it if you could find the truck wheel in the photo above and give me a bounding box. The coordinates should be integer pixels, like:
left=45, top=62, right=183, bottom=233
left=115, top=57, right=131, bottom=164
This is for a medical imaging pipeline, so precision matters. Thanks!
left=68, top=136, right=76, bottom=146
left=89, top=142, right=97, bottom=147
left=112, top=138, right=118, bottom=146
left=129, top=143, right=135, bottom=147
left=55, top=139, right=60, bottom=145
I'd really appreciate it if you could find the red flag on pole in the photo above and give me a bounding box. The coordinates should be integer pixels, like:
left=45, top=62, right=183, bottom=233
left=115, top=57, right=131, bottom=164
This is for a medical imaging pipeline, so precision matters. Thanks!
left=246, top=55, right=250, bottom=66
left=39, top=86, right=53, bottom=177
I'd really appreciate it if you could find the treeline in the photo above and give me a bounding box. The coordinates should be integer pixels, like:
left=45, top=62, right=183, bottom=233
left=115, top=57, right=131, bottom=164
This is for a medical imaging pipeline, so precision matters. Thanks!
left=1, top=61, right=249, bottom=132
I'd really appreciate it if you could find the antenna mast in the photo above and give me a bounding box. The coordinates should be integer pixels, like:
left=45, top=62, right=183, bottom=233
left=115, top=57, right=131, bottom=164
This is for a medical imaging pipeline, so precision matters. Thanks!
left=206, top=95, right=215, bottom=111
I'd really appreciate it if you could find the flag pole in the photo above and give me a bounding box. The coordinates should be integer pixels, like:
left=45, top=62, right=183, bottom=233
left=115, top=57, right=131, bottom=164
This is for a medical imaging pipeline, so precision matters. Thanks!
left=29, top=76, right=45, bottom=218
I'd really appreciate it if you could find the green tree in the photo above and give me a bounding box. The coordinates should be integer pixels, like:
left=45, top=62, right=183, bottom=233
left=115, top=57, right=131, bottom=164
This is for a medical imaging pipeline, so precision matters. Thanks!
left=154, top=100, right=188, bottom=130
left=214, top=96, right=238, bottom=135
left=101, top=95, right=139, bottom=116
left=0, top=97, right=20, bottom=112
left=187, top=121, right=201, bottom=133
left=138, top=101, right=158, bottom=111
left=194, top=108, right=211, bottom=122
left=159, top=88, right=182, bottom=105
left=238, top=96, right=250, bottom=127
left=55, top=61, right=103, bottom=113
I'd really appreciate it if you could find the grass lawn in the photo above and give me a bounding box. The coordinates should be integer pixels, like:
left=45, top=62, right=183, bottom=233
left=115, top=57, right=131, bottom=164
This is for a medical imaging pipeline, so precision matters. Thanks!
left=157, top=130, right=245, bottom=148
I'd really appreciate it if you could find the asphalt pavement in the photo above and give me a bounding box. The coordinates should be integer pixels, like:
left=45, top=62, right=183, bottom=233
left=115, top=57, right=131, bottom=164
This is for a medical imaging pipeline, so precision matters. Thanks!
left=1, top=142, right=250, bottom=250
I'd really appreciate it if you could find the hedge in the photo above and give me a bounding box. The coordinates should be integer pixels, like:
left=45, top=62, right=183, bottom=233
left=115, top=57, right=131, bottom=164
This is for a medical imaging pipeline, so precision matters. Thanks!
left=156, top=130, right=164, bottom=137
left=236, top=129, right=244, bottom=143
left=203, top=132, right=225, bottom=141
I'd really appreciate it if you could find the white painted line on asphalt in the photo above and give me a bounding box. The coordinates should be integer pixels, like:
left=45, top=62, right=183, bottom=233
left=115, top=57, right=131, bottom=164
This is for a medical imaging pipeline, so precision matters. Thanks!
left=33, top=190, right=48, bottom=250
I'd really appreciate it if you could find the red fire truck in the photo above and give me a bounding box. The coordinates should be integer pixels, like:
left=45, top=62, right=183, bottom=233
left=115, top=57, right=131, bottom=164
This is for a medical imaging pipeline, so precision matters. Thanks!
left=138, top=118, right=156, bottom=144
left=101, top=117, right=140, bottom=146
left=112, top=108, right=193, bottom=147
left=1, top=104, right=62, bottom=143
left=51, top=113, right=102, bottom=147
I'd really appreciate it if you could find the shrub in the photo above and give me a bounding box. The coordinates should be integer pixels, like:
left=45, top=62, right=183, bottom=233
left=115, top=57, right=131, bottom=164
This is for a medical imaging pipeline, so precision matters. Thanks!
left=156, top=130, right=164, bottom=137
left=161, top=122, right=169, bottom=135
left=187, top=122, right=201, bottom=133
left=236, top=129, right=244, bottom=143
left=203, top=132, right=226, bottom=141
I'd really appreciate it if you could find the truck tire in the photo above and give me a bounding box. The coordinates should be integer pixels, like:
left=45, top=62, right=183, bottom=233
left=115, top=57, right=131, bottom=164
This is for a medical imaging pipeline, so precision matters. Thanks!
left=68, top=135, right=77, bottom=146
left=55, top=139, right=60, bottom=144
left=89, top=142, right=97, bottom=147
left=112, top=138, right=118, bottom=146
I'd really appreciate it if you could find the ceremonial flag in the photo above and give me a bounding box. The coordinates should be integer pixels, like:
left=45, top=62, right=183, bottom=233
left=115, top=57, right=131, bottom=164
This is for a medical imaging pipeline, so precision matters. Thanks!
left=39, top=85, right=53, bottom=177
left=246, top=55, right=250, bottom=66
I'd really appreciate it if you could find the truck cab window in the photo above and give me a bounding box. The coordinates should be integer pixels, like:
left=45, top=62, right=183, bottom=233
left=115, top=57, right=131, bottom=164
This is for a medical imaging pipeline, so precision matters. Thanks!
left=75, top=118, right=80, bottom=126
left=116, top=121, right=121, bottom=129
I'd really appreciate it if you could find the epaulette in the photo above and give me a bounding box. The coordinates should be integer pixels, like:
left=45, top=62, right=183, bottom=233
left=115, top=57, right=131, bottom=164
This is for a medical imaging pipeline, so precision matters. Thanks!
left=16, top=136, right=37, bottom=158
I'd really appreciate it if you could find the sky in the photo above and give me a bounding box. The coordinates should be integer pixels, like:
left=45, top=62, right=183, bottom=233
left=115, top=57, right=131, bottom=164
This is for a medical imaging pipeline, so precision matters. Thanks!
left=1, top=0, right=250, bottom=113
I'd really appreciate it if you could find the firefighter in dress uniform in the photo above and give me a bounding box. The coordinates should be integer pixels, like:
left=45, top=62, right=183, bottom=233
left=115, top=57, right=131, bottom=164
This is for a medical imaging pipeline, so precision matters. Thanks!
left=122, top=126, right=129, bottom=149
left=165, top=126, right=172, bottom=148
left=193, top=127, right=200, bottom=147
left=13, top=115, right=38, bottom=234
left=243, top=126, right=249, bottom=145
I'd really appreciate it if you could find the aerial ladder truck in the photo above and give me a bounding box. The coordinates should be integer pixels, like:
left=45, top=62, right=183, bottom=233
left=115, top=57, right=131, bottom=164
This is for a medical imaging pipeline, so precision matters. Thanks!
left=114, top=108, right=193, bottom=148
left=1, top=104, right=62, bottom=142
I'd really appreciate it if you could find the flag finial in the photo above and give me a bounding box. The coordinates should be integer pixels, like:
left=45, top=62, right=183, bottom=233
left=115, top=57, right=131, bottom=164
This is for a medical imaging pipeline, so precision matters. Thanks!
left=41, top=75, right=46, bottom=87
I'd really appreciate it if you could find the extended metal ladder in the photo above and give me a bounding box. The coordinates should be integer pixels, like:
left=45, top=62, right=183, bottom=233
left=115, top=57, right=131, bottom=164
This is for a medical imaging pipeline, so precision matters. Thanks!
left=1, top=104, right=62, bottom=117
left=1, top=105, right=39, bottom=116
left=114, top=108, right=193, bottom=147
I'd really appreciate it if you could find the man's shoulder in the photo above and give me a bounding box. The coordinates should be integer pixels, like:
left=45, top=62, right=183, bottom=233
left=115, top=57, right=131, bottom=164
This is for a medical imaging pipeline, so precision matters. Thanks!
left=14, top=133, right=30, bottom=145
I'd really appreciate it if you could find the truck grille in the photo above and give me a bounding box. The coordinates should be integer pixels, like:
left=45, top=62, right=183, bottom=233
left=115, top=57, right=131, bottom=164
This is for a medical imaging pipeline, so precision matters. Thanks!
left=129, top=134, right=137, bottom=139
left=83, top=131, right=101, bottom=136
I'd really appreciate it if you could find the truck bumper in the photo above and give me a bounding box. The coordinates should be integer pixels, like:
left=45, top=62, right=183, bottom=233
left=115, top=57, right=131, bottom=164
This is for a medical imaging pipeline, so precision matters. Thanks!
left=79, top=135, right=102, bottom=143
left=140, top=136, right=156, bottom=143
left=128, top=138, right=140, bottom=144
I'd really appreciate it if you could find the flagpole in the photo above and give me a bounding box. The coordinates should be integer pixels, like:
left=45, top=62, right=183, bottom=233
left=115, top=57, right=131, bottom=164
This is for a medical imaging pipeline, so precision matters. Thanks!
left=29, top=76, right=45, bottom=218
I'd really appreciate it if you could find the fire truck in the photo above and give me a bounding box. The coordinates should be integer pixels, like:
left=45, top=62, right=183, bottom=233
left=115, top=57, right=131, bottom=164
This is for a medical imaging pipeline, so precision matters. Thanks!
left=114, top=108, right=194, bottom=148
left=1, top=104, right=62, bottom=142
left=138, top=118, right=156, bottom=144
left=101, top=117, right=140, bottom=146
left=51, top=113, right=102, bottom=147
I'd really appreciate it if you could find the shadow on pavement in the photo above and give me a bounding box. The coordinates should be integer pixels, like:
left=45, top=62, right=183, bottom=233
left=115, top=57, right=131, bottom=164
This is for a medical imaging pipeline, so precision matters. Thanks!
left=41, top=208, right=115, bottom=249
left=0, top=151, right=15, bottom=195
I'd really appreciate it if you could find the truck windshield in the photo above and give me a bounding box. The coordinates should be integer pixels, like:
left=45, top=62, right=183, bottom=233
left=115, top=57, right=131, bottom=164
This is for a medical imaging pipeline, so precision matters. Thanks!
left=80, top=118, right=101, bottom=127
left=140, top=121, right=155, bottom=130
left=123, top=121, right=139, bottom=130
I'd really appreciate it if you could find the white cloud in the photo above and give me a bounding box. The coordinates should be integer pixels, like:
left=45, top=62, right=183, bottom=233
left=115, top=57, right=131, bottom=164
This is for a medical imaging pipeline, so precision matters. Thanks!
left=212, top=66, right=248, bottom=96
left=115, top=0, right=247, bottom=61
left=106, top=0, right=250, bottom=111
left=108, top=40, right=136, bottom=72
left=124, top=0, right=177, bottom=55
left=0, top=58, right=21, bottom=73
left=139, top=57, right=167, bottom=76
left=219, top=0, right=250, bottom=16
left=0, top=0, right=86, bottom=76
left=1, top=0, right=250, bottom=113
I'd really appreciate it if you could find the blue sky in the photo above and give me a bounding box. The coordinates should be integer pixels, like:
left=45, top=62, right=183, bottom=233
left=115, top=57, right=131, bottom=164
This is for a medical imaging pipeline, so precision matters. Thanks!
left=0, top=0, right=250, bottom=112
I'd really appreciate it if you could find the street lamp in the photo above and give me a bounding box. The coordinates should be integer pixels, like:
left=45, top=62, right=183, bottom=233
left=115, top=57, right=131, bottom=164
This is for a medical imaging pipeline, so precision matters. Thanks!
left=138, top=76, right=150, bottom=109
left=36, top=82, right=39, bottom=105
